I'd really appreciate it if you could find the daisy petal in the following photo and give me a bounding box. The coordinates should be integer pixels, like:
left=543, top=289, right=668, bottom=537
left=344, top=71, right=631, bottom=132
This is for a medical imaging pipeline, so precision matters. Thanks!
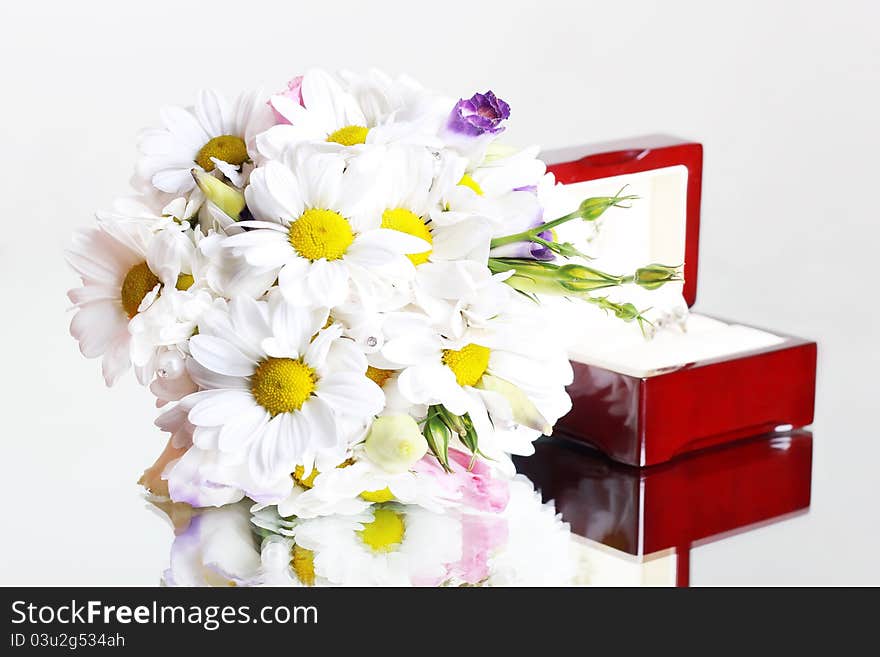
left=304, top=323, right=344, bottom=371
left=277, top=257, right=312, bottom=306
left=301, top=69, right=366, bottom=130
left=69, top=301, right=126, bottom=359
left=307, top=259, right=349, bottom=306
left=189, top=335, right=257, bottom=377
left=160, top=105, right=209, bottom=151
left=195, top=89, right=231, bottom=137
left=250, top=415, right=284, bottom=483
left=218, top=405, right=269, bottom=452
left=152, top=168, right=196, bottom=195
left=398, top=364, right=471, bottom=415
left=301, top=396, right=338, bottom=449
left=346, top=229, right=429, bottom=267
left=316, top=373, right=384, bottom=418
left=188, top=389, right=255, bottom=426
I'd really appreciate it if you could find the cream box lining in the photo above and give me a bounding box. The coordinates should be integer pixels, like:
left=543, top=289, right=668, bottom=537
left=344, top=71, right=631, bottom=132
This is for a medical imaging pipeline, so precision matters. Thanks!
left=544, top=166, right=785, bottom=377
left=567, top=313, right=787, bottom=378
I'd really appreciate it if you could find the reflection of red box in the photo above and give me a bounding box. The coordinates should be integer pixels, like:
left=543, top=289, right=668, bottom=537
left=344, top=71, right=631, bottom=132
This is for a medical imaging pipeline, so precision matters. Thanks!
left=514, top=431, right=813, bottom=585
left=543, top=136, right=817, bottom=466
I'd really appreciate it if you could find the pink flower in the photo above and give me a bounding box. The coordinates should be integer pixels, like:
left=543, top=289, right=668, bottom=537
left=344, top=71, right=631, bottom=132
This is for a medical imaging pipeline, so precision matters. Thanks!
left=269, top=76, right=304, bottom=125
left=414, top=449, right=510, bottom=514
left=449, top=513, right=509, bottom=584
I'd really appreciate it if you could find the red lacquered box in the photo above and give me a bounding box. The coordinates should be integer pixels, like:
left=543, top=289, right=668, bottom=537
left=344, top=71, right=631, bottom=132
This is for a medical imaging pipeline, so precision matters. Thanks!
left=542, top=135, right=817, bottom=466
left=514, top=430, right=813, bottom=586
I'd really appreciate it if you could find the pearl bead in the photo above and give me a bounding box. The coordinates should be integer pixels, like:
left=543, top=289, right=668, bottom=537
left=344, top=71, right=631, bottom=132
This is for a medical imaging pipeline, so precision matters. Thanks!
left=157, top=351, right=185, bottom=379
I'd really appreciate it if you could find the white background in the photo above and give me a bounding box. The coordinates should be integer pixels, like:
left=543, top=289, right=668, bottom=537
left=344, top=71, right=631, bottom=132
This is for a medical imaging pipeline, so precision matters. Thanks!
left=0, top=0, right=877, bottom=585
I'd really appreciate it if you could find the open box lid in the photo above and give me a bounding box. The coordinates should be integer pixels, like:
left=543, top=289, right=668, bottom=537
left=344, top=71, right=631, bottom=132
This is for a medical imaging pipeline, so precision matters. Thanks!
left=537, top=136, right=793, bottom=379
left=541, top=135, right=703, bottom=307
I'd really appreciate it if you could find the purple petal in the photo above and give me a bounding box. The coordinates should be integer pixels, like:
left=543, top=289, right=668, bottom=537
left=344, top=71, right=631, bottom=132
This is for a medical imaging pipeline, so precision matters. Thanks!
left=446, top=90, right=510, bottom=137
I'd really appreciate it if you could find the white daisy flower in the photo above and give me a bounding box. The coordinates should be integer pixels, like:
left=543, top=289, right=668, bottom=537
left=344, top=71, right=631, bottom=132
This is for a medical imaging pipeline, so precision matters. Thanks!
left=258, top=69, right=448, bottom=159
left=196, top=231, right=277, bottom=300
left=271, top=455, right=458, bottom=519
left=442, top=145, right=553, bottom=256
left=152, top=393, right=296, bottom=508
left=80, top=197, right=275, bottom=395
left=223, top=144, right=430, bottom=308
left=178, top=295, right=385, bottom=485
left=98, top=193, right=203, bottom=233
left=358, top=144, right=497, bottom=271
left=413, top=259, right=515, bottom=340
left=259, top=504, right=462, bottom=587
left=382, top=301, right=573, bottom=469
left=136, top=88, right=271, bottom=196
left=66, top=218, right=206, bottom=385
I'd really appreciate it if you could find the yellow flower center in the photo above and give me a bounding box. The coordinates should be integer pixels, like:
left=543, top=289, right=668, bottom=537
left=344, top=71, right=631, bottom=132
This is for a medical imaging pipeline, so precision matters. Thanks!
left=291, top=458, right=354, bottom=489
left=358, top=508, right=405, bottom=552
left=120, top=265, right=197, bottom=319
left=250, top=357, right=317, bottom=416
left=120, top=262, right=160, bottom=319
left=195, top=135, right=249, bottom=172
left=288, top=208, right=354, bottom=261
left=442, top=343, right=491, bottom=387
left=381, top=207, right=433, bottom=266
left=365, top=366, right=395, bottom=388
left=458, top=173, right=484, bottom=195
left=175, top=273, right=194, bottom=291
left=291, top=545, right=316, bottom=586
left=360, top=487, right=395, bottom=503
left=326, top=125, right=369, bottom=146
left=292, top=465, right=319, bottom=489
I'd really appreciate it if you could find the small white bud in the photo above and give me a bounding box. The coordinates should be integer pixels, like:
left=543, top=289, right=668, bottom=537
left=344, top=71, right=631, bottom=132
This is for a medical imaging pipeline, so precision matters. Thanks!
left=364, top=415, right=428, bottom=474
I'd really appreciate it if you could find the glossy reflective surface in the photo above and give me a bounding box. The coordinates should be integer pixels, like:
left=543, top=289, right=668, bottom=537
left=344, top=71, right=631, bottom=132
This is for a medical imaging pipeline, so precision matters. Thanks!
left=515, top=431, right=813, bottom=585
left=138, top=431, right=816, bottom=587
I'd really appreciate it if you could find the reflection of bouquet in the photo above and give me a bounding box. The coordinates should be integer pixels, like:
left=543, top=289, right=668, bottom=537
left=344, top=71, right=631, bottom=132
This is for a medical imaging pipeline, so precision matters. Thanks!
left=157, top=475, right=574, bottom=587
left=68, top=69, right=677, bottom=586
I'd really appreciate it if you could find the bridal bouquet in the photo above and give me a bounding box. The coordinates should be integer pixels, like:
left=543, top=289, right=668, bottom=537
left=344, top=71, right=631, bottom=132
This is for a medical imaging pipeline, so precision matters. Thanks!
left=67, top=69, right=678, bottom=586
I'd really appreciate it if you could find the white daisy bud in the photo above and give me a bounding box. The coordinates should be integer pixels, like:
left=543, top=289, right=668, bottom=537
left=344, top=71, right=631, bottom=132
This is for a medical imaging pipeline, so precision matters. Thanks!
left=364, top=415, right=428, bottom=474
left=478, top=374, right=551, bottom=435
left=191, top=169, right=245, bottom=220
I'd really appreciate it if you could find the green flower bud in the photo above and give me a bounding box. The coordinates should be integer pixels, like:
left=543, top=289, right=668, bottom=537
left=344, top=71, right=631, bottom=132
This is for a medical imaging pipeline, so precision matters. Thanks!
left=612, top=302, right=642, bottom=322
left=558, top=264, right=625, bottom=292
left=489, top=259, right=567, bottom=295
left=634, top=263, right=682, bottom=290
left=364, top=415, right=428, bottom=474
left=192, top=169, right=246, bottom=220
left=423, top=413, right=452, bottom=471
left=577, top=191, right=637, bottom=221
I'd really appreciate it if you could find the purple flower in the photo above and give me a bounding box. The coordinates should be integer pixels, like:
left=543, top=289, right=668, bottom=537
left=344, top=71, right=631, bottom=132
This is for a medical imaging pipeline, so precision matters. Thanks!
left=447, top=91, right=510, bottom=137
left=490, top=219, right=556, bottom=261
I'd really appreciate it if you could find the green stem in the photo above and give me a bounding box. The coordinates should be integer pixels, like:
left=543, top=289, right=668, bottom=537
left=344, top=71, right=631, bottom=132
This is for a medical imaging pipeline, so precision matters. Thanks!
left=534, top=211, right=584, bottom=234
left=489, top=229, right=539, bottom=249
left=489, top=210, right=580, bottom=249
left=489, top=187, right=638, bottom=250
